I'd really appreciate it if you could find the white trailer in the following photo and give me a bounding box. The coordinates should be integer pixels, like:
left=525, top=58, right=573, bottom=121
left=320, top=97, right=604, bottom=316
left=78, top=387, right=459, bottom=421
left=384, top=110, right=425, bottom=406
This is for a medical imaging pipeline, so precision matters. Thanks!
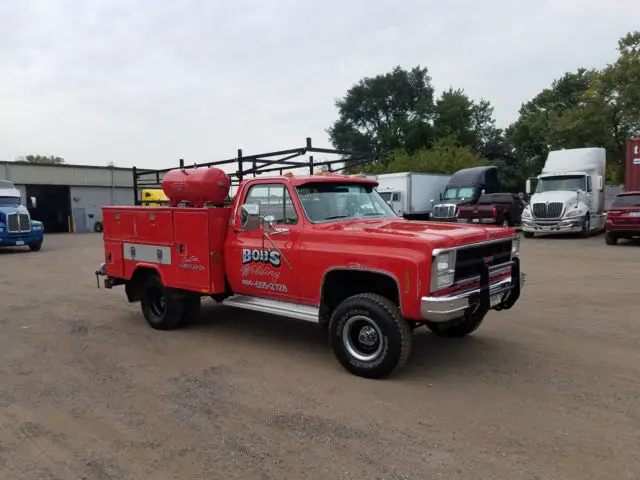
left=372, top=172, right=451, bottom=220
left=522, top=147, right=606, bottom=238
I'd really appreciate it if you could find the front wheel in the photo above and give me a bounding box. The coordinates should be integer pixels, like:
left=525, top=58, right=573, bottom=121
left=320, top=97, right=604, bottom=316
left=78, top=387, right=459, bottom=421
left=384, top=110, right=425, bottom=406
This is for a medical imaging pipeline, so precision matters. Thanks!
left=329, top=293, right=412, bottom=379
left=29, top=242, right=42, bottom=252
left=426, top=310, right=485, bottom=338
left=139, top=275, right=186, bottom=330
left=522, top=231, right=534, bottom=238
left=580, top=214, right=591, bottom=238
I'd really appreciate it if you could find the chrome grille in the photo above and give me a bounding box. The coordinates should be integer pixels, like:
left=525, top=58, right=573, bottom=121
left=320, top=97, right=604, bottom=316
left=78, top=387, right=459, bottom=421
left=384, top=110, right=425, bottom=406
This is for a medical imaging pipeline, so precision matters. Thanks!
left=532, top=202, right=563, bottom=219
left=19, top=213, right=30, bottom=231
left=432, top=204, right=456, bottom=219
left=6, top=213, right=19, bottom=232
left=454, top=239, right=513, bottom=282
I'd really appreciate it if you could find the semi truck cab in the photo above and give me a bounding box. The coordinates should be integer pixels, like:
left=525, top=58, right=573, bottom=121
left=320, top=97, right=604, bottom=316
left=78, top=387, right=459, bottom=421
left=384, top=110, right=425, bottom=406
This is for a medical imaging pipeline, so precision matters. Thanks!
left=0, top=180, right=44, bottom=251
left=431, top=166, right=501, bottom=221
left=521, top=148, right=606, bottom=238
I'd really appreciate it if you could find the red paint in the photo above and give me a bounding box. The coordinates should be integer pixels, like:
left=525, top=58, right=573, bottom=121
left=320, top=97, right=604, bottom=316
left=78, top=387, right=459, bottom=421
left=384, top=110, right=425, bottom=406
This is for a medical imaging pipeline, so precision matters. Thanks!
left=162, top=167, right=231, bottom=207
left=102, top=173, right=516, bottom=321
left=625, top=138, right=640, bottom=192
left=605, top=190, right=640, bottom=236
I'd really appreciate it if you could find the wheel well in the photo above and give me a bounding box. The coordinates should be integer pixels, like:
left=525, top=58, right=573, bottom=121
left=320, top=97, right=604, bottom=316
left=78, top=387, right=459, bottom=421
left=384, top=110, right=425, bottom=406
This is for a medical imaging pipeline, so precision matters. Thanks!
left=320, top=269, right=400, bottom=323
left=125, top=266, right=159, bottom=302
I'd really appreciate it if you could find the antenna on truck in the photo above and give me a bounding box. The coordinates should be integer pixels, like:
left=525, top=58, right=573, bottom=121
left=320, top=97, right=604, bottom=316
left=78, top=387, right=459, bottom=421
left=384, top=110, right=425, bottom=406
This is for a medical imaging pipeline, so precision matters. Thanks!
left=131, top=137, right=378, bottom=205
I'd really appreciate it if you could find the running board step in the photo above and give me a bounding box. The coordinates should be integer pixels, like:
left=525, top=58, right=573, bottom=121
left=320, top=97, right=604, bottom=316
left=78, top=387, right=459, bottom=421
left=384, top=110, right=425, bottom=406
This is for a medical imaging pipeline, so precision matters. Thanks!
left=222, top=295, right=320, bottom=323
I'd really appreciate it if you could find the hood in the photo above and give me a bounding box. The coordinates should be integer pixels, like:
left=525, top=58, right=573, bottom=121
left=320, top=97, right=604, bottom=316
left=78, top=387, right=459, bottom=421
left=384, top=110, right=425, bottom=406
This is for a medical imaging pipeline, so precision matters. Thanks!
left=0, top=204, right=28, bottom=214
left=529, top=190, right=579, bottom=204
left=313, top=217, right=513, bottom=249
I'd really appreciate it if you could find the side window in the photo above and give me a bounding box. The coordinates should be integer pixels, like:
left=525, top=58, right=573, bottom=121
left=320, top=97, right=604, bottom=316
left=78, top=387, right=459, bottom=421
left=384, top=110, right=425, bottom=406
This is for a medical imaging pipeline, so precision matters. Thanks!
left=392, top=193, right=400, bottom=202
left=586, top=176, right=592, bottom=192
left=244, top=183, right=298, bottom=225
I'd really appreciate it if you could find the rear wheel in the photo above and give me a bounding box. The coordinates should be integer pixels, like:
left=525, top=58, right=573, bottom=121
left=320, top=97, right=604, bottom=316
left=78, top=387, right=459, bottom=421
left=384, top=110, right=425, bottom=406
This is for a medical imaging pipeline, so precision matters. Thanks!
left=605, top=232, right=618, bottom=245
left=139, top=275, right=186, bottom=330
left=499, top=216, right=512, bottom=227
left=426, top=309, right=485, bottom=338
left=329, top=293, right=412, bottom=379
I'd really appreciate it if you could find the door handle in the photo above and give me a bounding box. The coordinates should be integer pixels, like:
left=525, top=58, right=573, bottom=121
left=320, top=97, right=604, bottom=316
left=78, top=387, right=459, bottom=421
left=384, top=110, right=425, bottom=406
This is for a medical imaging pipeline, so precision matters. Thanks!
left=177, top=244, right=185, bottom=254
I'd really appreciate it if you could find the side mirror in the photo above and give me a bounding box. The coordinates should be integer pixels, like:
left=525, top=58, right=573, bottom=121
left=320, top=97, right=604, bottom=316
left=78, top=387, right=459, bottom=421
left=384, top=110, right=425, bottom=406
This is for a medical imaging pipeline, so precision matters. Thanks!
left=241, top=204, right=260, bottom=230
left=439, top=193, right=443, bottom=201
left=525, top=179, right=531, bottom=194
left=481, top=189, right=486, bottom=196
left=261, top=214, right=276, bottom=232
left=30, top=196, right=37, bottom=208
left=596, top=175, right=603, bottom=190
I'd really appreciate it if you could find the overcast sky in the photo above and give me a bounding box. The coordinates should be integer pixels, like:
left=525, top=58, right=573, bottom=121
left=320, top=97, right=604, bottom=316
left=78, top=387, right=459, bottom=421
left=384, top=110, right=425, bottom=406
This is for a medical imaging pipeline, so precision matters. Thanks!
left=0, top=0, right=637, bottom=171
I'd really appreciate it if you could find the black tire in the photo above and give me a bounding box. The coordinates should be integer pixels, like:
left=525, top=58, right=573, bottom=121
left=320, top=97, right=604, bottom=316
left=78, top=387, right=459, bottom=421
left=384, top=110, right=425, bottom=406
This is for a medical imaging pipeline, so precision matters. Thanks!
left=139, top=274, right=186, bottom=330
left=29, top=242, right=42, bottom=252
left=580, top=214, right=591, bottom=238
left=499, top=216, right=512, bottom=227
left=328, top=293, right=412, bottom=379
left=605, top=232, right=618, bottom=245
left=522, top=231, right=534, bottom=238
left=94, top=222, right=104, bottom=233
left=426, top=309, right=486, bottom=338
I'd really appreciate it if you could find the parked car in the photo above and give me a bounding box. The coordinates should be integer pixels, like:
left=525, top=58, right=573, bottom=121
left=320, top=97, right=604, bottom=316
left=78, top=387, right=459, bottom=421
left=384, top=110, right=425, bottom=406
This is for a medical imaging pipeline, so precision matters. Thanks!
left=456, top=192, right=527, bottom=227
left=605, top=191, right=640, bottom=245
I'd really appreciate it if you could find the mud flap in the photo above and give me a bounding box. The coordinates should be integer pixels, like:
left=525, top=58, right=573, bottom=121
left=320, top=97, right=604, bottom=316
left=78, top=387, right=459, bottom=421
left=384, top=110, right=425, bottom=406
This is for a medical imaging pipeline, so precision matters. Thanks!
left=500, top=257, right=521, bottom=310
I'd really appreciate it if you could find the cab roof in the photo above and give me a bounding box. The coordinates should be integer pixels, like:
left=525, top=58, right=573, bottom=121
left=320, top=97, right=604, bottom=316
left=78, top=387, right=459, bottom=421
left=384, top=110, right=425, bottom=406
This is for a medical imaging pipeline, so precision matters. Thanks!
left=272, top=172, right=379, bottom=187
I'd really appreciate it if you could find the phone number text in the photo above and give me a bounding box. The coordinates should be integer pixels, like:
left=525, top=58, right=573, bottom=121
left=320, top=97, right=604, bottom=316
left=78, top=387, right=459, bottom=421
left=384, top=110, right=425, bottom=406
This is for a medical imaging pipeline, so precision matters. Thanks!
left=242, top=279, right=288, bottom=293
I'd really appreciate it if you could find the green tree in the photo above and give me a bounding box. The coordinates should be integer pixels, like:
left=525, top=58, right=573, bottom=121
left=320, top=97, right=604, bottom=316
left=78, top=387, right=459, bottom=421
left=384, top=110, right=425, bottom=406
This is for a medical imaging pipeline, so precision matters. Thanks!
left=21, top=155, right=65, bottom=165
left=327, top=65, right=435, bottom=163
left=433, top=88, right=497, bottom=152
left=507, top=30, right=640, bottom=184
left=358, top=136, right=488, bottom=175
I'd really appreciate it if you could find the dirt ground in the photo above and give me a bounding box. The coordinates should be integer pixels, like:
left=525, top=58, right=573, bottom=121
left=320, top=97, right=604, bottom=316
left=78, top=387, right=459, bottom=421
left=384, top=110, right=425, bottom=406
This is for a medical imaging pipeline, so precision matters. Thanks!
left=0, top=233, right=638, bottom=480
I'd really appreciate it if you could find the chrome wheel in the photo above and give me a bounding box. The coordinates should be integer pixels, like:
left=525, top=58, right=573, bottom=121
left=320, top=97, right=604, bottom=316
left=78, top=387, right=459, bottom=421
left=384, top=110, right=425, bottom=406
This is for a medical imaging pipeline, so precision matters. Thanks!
left=342, top=315, right=384, bottom=362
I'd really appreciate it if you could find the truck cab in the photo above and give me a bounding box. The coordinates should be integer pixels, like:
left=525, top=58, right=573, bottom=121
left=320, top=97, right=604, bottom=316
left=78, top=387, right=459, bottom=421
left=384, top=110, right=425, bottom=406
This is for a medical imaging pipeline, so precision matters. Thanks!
left=521, top=148, right=606, bottom=238
left=0, top=180, right=44, bottom=251
left=431, top=166, right=501, bottom=221
left=96, top=142, right=525, bottom=379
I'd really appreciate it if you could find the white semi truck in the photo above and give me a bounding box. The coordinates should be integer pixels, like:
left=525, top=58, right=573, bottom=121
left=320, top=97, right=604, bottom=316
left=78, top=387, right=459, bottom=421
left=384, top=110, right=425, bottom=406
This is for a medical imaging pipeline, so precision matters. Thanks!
left=521, top=147, right=606, bottom=238
left=371, top=172, right=451, bottom=220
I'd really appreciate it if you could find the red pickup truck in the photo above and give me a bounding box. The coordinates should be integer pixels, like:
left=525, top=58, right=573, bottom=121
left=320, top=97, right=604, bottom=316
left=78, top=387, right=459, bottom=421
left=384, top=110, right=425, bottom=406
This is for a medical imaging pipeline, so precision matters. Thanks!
left=456, top=192, right=527, bottom=227
left=96, top=145, right=525, bottom=378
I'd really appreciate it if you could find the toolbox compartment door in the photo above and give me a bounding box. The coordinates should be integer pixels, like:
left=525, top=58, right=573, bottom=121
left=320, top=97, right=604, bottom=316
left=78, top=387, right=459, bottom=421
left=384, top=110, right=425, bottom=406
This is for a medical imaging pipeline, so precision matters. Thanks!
left=173, top=210, right=211, bottom=291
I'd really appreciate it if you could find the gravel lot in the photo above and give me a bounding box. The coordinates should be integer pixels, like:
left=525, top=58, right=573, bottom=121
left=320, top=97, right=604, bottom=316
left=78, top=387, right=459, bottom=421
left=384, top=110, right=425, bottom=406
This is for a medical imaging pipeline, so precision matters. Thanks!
left=0, top=233, right=638, bottom=480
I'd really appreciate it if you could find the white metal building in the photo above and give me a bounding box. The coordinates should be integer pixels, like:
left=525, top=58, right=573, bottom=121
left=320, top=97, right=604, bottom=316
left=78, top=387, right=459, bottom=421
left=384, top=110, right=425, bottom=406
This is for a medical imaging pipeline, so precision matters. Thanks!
left=0, top=161, right=135, bottom=233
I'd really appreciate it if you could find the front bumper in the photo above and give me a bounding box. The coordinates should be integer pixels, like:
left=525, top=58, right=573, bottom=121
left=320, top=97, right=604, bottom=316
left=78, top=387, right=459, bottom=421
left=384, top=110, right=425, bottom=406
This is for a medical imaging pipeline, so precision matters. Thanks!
left=420, top=259, right=525, bottom=323
left=457, top=218, right=497, bottom=225
left=0, top=231, right=43, bottom=247
left=521, top=216, right=585, bottom=234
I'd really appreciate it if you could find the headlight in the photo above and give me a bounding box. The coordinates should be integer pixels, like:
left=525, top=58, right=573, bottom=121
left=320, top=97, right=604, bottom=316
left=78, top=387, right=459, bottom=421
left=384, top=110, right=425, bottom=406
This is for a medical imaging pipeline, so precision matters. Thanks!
left=565, top=210, right=583, bottom=218
left=0, top=227, right=4, bottom=233
left=433, top=251, right=456, bottom=290
left=32, top=225, right=43, bottom=231
left=511, top=236, right=520, bottom=257
left=522, top=209, right=531, bottom=218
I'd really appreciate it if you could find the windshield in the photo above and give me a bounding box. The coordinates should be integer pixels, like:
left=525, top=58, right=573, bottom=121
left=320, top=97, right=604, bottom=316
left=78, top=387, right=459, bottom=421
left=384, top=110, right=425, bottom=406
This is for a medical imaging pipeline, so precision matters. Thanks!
left=443, top=186, right=475, bottom=201
left=0, top=196, right=20, bottom=207
left=613, top=194, right=640, bottom=207
left=536, top=175, right=586, bottom=193
left=297, top=183, right=397, bottom=223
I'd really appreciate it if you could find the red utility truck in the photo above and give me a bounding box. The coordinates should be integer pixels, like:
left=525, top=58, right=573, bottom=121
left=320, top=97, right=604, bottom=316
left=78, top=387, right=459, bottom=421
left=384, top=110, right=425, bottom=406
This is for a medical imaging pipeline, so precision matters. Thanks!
left=96, top=141, right=525, bottom=378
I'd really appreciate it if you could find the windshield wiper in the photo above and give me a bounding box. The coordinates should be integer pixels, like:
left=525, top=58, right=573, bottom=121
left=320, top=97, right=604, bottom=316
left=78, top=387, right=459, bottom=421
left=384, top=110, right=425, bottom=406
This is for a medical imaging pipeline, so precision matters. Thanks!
left=323, top=215, right=349, bottom=220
